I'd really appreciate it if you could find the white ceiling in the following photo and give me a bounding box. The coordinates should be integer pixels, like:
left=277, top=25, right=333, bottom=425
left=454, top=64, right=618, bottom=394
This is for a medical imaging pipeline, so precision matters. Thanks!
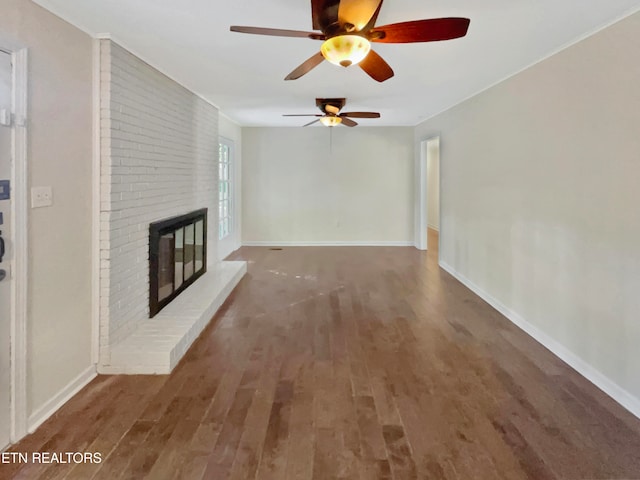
left=32, top=0, right=640, bottom=126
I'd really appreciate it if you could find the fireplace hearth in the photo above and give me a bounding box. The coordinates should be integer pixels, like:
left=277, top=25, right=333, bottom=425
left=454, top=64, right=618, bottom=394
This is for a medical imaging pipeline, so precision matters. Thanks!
left=149, top=208, right=207, bottom=317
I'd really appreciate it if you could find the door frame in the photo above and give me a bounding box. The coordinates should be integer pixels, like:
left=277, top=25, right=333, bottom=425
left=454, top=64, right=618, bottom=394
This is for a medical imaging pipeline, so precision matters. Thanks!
left=0, top=37, right=28, bottom=444
left=416, top=135, right=441, bottom=260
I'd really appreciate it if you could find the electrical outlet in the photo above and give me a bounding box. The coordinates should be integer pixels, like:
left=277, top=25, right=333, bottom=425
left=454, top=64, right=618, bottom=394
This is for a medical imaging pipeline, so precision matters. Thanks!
left=31, top=186, right=53, bottom=208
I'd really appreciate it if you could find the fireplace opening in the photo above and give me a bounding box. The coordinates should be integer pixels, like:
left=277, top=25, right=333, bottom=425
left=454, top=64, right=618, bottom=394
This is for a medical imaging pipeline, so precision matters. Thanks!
left=149, top=208, right=207, bottom=317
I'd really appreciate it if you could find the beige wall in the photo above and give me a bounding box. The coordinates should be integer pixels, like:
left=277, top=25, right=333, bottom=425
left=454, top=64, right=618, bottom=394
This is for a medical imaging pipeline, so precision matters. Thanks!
left=242, top=127, right=414, bottom=244
left=415, top=12, right=640, bottom=404
left=0, top=0, right=93, bottom=418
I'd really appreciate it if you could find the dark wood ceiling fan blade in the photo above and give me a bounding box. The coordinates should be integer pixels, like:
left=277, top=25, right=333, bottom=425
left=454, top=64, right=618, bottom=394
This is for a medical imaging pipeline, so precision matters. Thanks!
left=359, top=50, right=394, bottom=82
left=341, top=117, right=358, bottom=127
left=230, top=26, right=324, bottom=39
left=285, top=52, right=325, bottom=80
left=311, top=0, right=340, bottom=31
left=340, top=111, right=380, bottom=118
left=371, top=18, right=470, bottom=43
left=338, top=0, right=383, bottom=31
left=283, top=114, right=323, bottom=117
left=303, top=119, right=321, bottom=127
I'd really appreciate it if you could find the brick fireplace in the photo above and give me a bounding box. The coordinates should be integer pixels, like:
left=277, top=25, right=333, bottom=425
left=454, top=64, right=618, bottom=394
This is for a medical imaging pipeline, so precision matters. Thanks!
left=97, top=39, right=245, bottom=374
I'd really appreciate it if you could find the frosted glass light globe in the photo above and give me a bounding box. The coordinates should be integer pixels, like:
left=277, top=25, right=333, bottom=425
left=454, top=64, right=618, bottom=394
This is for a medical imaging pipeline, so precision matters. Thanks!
left=320, top=116, right=342, bottom=127
left=321, top=35, right=371, bottom=67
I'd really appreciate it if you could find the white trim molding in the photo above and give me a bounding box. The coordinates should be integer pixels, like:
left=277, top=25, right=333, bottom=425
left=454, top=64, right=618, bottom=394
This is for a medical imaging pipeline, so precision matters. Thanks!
left=439, top=260, right=640, bottom=420
left=91, top=38, right=101, bottom=365
left=242, top=241, right=414, bottom=247
left=10, top=47, right=28, bottom=443
left=27, top=366, right=96, bottom=433
left=413, top=4, right=640, bottom=127
left=91, top=33, right=220, bottom=111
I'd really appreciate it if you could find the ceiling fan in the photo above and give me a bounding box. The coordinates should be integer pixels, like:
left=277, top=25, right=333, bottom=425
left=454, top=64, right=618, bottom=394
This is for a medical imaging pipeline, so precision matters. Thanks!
left=284, top=98, right=380, bottom=127
left=230, top=0, right=470, bottom=82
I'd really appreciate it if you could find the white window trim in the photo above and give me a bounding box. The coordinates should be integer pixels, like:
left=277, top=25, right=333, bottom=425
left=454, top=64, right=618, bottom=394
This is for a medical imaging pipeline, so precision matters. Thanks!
left=218, top=140, right=232, bottom=240
left=217, top=137, right=238, bottom=260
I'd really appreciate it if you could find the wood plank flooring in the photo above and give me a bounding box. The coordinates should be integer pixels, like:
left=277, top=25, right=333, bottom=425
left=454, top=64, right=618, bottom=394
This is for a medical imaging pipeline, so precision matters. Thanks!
left=3, top=236, right=640, bottom=479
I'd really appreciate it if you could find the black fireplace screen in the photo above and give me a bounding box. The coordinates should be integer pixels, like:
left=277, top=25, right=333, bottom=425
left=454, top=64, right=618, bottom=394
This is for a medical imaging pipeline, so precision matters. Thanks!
left=149, top=208, right=207, bottom=317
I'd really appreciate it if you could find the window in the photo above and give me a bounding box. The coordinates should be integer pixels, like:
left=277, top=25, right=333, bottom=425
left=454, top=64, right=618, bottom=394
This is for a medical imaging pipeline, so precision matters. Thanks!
left=218, top=141, right=232, bottom=240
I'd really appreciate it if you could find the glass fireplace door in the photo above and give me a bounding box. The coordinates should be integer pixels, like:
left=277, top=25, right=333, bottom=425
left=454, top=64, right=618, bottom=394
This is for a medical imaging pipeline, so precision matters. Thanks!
left=149, top=209, right=207, bottom=316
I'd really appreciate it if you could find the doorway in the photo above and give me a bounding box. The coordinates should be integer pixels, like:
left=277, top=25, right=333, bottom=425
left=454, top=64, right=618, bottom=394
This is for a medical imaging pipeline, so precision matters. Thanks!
left=0, top=48, right=12, bottom=449
left=425, top=137, right=440, bottom=255
left=417, top=136, right=441, bottom=256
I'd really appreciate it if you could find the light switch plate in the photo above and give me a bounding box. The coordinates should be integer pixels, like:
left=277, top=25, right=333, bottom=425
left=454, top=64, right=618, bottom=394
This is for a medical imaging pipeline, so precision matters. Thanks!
left=31, top=186, right=53, bottom=208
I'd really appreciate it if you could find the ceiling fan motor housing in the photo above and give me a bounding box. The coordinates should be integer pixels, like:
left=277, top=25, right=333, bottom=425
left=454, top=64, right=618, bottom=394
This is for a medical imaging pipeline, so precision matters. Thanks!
left=316, top=97, right=346, bottom=114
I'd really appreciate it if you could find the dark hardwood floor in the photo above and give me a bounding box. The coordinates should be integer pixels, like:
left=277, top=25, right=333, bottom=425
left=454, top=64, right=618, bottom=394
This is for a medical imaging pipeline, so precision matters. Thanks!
left=3, top=237, right=640, bottom=479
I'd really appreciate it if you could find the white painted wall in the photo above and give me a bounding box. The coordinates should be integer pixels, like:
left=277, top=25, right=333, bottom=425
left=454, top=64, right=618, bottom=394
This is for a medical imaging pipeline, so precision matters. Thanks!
left=242, top=127, right=414, bottom=245
left=99, top=40, right=219, bottom=366
left=426, top=139, right=440, bottom=231
left=0, top=0, right=93, bottom=422
left=415, top=11, right=640, bottom=413
left=218, top=114, right=242, bottom=259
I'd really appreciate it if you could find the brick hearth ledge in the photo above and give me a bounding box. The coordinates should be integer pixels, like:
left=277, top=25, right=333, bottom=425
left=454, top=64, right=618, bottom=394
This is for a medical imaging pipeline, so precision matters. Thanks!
left=99, top=260, right=247, bottom=374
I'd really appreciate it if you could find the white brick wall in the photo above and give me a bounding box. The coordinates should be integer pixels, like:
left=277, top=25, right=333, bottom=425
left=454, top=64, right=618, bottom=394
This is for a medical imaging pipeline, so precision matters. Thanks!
left=99, top=40, right=219, bottom=365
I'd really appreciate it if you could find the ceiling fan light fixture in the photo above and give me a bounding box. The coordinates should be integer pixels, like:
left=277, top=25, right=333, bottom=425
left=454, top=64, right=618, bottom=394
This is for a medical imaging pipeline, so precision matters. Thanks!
left=321, top=35, right=371, bottom=67
left=320, top=116, right=342, bottom=127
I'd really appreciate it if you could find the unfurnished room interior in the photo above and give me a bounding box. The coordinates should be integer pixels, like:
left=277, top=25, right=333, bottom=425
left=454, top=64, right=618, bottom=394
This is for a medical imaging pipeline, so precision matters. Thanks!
left=1, top=0, right=640, bottom=478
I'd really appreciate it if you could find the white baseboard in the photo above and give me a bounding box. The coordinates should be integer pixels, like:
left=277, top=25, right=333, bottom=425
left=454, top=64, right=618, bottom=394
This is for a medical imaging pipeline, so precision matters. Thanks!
left=242, top=241, right=414, bottom=247
left=27, top=365, right=97, bottom=434
left=439, top=260, right=640, bottom=420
